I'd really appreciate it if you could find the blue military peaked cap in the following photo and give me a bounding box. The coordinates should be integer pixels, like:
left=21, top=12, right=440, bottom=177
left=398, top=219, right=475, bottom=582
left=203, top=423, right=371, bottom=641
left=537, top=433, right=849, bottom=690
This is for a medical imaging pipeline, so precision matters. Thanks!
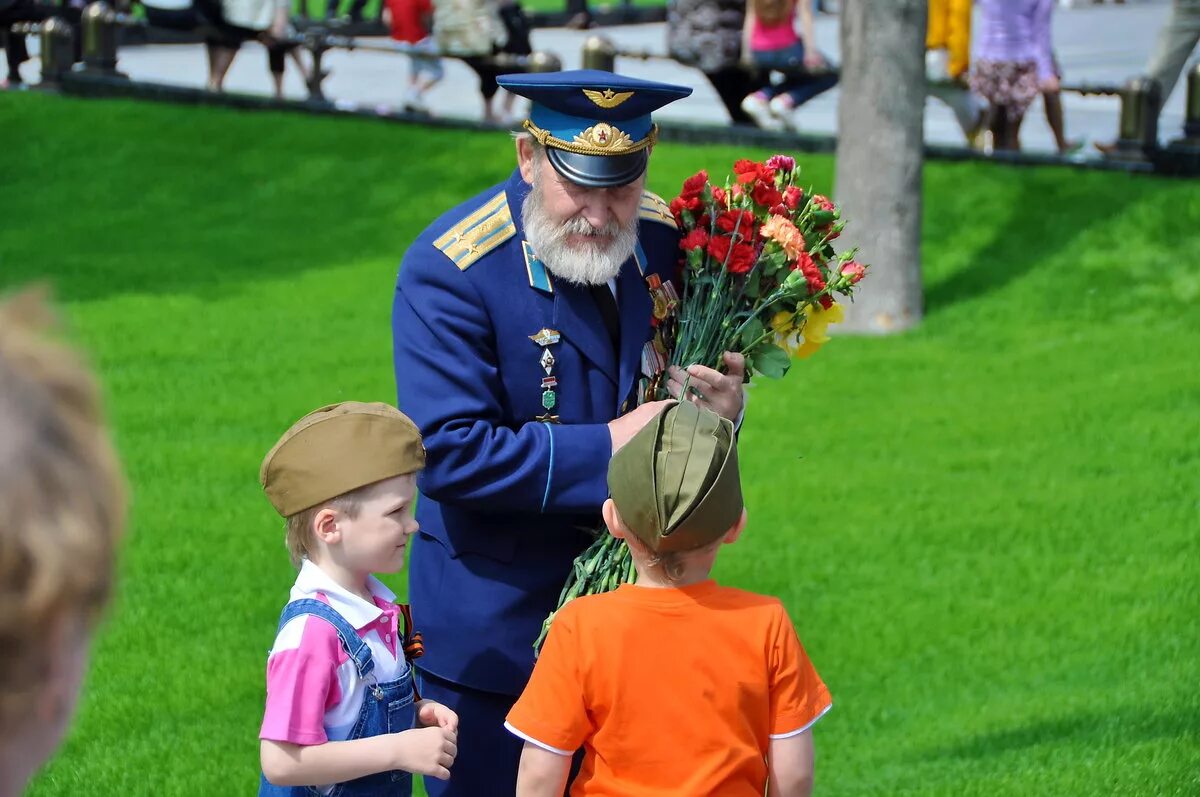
left=496, top=69, right=693, bottom=189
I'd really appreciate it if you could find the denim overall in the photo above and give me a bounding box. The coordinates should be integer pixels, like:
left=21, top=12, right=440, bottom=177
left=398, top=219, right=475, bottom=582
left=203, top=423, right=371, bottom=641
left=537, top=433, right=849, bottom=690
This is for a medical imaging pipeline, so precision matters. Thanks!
left=259, top=599, right=417, bottom=797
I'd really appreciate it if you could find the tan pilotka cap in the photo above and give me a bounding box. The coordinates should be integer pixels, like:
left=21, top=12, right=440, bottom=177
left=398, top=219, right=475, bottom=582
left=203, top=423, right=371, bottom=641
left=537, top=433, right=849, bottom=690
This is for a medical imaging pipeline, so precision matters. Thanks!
left=260, top=401, right=426, bottom=517
left=608, top=401, right=743, bottom=553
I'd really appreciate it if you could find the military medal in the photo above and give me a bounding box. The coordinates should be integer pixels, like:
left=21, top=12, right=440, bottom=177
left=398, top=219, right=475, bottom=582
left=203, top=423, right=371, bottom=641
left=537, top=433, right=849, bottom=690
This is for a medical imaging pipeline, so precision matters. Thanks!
left=531, top=328, right=561, bottom=423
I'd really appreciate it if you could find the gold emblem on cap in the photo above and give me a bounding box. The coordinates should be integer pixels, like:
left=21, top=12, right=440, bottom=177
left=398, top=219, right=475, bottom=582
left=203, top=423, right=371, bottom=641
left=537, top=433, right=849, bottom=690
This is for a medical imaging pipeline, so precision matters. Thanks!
left=583, top=88, right=635, bottom=109
left=574, top=123, right=633, bottom=151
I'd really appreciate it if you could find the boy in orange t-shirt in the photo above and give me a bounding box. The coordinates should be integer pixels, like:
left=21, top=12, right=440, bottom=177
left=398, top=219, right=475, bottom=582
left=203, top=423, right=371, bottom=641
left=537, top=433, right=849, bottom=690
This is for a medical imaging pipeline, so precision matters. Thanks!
left=505, top=402, right=832, bottom=797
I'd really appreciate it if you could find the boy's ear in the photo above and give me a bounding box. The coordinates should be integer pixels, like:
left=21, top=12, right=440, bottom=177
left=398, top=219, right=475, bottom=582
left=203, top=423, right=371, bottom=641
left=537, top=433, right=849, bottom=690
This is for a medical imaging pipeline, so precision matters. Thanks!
left=602, top=498, right=628, bottom=540
left=723, top=508, right=748, bottom=545
left=313, top=507, right=340, bottom=544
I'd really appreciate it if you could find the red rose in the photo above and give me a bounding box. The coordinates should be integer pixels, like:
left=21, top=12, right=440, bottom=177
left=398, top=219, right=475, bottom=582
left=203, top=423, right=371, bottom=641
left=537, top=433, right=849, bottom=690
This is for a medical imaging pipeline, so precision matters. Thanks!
left=727, top=242, right=756, bottom=274
left=752, top=181, right=783, bottom=208
left=715, top=209, right=755, bottom=239
left=812, top=194, right=835, bottom=212
left=711, top=186, right=728, bottom=207
left=681, top=228, right=710, bottom=252
left=681, top=170, right=708, bottom=199
left=783, top=185, right=804, bottom=210
left=841, top=261, right=866, bottom=284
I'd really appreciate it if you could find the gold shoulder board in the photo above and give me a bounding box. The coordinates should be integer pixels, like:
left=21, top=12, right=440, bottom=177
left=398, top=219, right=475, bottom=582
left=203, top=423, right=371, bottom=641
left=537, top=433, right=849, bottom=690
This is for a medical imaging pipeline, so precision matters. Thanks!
left=639, top=190, right=677, bottom=229
left=434, top=191, right=516, bottom=271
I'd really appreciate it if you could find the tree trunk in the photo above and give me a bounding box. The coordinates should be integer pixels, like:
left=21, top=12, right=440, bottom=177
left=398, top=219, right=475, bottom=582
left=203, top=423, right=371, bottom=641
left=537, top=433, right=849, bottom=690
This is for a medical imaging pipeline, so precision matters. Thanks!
left=834, top=0, right=927, bottom=333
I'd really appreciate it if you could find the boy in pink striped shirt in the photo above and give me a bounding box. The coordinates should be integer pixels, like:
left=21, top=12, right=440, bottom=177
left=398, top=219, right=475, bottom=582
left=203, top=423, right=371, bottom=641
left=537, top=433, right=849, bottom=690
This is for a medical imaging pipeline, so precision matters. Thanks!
left=257, top=401, right=458, bottom=796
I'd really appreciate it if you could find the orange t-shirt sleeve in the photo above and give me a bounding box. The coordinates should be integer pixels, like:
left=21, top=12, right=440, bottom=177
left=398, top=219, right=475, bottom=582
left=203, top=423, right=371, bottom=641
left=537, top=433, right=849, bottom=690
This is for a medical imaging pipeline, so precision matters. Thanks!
left=505, top=608, right=591, bottom=754
left=768, top=605, right=832, bottom=737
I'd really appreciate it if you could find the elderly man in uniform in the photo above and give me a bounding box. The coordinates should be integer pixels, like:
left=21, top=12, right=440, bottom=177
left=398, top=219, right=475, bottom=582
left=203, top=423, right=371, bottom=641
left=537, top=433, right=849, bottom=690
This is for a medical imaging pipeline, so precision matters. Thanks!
left=391, top=69, right=746, bottom=793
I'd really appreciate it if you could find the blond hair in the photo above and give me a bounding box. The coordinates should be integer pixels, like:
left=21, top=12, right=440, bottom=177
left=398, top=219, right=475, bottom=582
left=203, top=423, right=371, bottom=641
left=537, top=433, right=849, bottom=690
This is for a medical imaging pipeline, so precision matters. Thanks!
left=0, top=288, right=126, bottom=739
left=282, top=480, right=383, bottom=569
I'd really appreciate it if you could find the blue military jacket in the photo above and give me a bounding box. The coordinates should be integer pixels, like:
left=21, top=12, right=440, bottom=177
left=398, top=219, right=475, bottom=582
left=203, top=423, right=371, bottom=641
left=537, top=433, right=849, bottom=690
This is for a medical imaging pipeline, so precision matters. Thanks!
left=392, top=168, right=680, bottom=695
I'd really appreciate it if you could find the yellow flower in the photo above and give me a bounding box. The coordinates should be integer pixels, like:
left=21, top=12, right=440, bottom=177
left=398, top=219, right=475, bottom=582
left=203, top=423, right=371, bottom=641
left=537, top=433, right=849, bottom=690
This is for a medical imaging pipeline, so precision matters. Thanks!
left=760, top=215, right=806, bottom=260
left=795, top=302, right=844, bottom=359
left=770, top=310, right=796, bottom=336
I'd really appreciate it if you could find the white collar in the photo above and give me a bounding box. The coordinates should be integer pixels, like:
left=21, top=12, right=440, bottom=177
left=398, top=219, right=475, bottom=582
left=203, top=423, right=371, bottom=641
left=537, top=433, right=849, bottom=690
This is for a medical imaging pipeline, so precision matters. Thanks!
left=292, top=559, right=396, bottom=630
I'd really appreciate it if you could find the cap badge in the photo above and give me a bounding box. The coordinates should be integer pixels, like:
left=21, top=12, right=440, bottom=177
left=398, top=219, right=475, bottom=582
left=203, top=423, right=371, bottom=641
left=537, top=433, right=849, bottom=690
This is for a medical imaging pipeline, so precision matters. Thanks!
left=582, top=88, right=635, bottom=109
left=574, top=123, right=633, bottom=151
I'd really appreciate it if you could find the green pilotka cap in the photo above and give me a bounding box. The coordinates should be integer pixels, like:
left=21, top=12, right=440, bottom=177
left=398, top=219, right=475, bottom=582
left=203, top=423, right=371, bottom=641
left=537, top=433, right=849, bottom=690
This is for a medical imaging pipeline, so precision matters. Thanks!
left=608, top=401, right=743, bottom=553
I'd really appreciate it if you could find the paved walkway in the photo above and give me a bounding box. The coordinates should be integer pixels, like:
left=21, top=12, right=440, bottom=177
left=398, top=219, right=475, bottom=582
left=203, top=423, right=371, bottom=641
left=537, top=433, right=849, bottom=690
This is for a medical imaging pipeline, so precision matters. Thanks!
left=15, top=0, right=1194, bottom=156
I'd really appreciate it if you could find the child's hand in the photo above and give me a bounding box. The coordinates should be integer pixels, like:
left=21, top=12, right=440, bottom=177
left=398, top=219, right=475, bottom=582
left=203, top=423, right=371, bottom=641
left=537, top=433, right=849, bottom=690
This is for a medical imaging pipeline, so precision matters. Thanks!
left=416, top=699, right=459, bottom=733
left=392, top=726, right=458, bottom=780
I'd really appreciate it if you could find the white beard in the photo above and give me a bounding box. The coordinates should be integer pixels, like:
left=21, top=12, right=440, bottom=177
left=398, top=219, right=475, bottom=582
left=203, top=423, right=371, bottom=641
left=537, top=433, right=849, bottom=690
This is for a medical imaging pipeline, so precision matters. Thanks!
left=521, top=175, right=639, bottom=287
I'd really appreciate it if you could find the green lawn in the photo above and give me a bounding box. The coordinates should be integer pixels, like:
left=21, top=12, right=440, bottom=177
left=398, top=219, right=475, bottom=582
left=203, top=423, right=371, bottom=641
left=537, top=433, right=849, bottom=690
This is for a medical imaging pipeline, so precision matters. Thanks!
left=0, top=93, right=1197, bottom=796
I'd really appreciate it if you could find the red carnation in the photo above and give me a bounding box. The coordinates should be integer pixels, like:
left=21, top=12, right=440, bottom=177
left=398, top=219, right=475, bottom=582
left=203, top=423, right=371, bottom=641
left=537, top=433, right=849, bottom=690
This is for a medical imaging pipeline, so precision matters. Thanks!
left=681, top=228, right=710, bottom=252
left=811, top=194, right=835, bottom=212
left=791, top=251, right=826, bottom=295
left=707, top=234, right=733, bottom=264
left=711, top=186, right=728, bottom=207
left=752, top=181, right=783, bottom=208
left=733, top=159, right=759, bottom=183
left=783, top=185, right=804, bottom=210
left=715, top=209, right=755, bottom=240
left=680, top=170, right=708, bottom=199
left=727, top=242, right=756, bottom=274
left=818, top=294, right=834, bottom=309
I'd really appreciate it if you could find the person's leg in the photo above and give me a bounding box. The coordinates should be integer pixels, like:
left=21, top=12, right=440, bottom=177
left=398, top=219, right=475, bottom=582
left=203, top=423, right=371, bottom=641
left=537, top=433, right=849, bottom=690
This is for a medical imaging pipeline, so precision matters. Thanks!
left=414, top=670, right=525, bottom=797
left=4, top=31, right=28, bottom=84
left=1145, top=1, right=1200, bottom=105
left=268, top=42, right=286, bottom=98
left=705, top=67, right=758, bottom=125
left=1008, top=110, right=1026, bottom=151
left=781, top=71, right=838, bottom=108
left=989, top=102, right=1010, bottom=149
left=1042, top=88, right=1082, bottom=152
left=208, top=43, right=238, bottom=91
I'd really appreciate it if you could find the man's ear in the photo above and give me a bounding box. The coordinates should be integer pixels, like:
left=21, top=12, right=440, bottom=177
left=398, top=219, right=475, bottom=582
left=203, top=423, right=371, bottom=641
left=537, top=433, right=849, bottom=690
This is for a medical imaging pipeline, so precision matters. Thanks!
left=313, top=507, right=340, bottom=544
left=516, top=138, right=537, bottom=185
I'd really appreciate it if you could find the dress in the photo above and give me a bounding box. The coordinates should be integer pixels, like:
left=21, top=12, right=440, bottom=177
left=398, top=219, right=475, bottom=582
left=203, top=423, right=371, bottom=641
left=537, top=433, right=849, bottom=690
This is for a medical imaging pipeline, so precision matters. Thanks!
left=390, top=166, right=682, bottom=793
left=506, top=580, right=832, bottom=796
left=971, top=0, right=1055, bottom=120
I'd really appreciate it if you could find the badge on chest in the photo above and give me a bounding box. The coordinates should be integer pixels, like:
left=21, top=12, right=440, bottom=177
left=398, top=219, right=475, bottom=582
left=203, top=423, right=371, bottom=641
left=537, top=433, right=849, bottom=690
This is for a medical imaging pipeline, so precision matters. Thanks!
left=529, top=328, right=561, bottom=423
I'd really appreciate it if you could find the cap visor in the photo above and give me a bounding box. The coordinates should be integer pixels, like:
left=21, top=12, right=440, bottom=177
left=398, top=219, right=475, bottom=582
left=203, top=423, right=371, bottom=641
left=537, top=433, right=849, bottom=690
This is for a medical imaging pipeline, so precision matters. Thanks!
left=547, top=148, right=648, bottom=189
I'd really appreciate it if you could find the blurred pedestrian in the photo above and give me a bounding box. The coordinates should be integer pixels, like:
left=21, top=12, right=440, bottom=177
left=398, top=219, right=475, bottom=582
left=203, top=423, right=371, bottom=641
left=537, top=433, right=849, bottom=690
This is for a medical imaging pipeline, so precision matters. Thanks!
left=666, top=0, right=759, bottom=126
left=385, top=0, right=443, bottom=113
left=970, top=0, right=1057, bottom=151
left=0, top=288, right=126, bottom=795
left=739, top=0, right=837, bottom=131
left=1096, top=0, right=1200, bottom=153
left=926, top=0, right=988, bottom=148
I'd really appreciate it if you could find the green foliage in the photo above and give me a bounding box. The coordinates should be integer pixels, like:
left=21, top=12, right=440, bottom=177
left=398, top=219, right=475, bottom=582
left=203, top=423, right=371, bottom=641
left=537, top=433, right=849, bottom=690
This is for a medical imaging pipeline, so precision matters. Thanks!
left=1, top=95, right=1197, bottom=797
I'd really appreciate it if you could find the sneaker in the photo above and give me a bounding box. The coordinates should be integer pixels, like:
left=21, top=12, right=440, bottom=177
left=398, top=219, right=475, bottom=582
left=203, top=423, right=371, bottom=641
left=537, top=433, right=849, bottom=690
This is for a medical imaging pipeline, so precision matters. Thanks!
left=768, top=96, right=798, bottom=131
left=741, top=93, right=783, bottom=131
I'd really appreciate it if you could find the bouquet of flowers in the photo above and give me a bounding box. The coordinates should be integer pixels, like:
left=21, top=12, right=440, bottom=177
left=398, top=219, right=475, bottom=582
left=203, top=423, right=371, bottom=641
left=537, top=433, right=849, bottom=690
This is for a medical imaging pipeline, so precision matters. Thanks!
left=534, top=154, right=867, bottom=652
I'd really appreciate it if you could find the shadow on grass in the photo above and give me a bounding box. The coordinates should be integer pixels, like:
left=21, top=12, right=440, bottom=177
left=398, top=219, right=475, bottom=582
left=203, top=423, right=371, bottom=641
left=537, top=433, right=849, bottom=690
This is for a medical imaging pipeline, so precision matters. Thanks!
left=921, top=164, right=1139, bottom=313
left=927, top=707, right=1199, bottom=761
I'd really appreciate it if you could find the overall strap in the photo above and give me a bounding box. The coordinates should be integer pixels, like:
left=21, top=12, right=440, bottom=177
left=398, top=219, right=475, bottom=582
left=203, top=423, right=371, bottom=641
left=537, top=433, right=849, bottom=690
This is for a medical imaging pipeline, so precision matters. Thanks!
left=278, top=598, right=375, bottom=679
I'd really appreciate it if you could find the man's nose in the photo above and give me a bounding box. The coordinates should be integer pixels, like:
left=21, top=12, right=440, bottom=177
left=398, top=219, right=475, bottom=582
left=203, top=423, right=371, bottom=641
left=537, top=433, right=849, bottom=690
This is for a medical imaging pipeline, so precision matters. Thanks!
left=579, top=198, right=611, bottom=231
